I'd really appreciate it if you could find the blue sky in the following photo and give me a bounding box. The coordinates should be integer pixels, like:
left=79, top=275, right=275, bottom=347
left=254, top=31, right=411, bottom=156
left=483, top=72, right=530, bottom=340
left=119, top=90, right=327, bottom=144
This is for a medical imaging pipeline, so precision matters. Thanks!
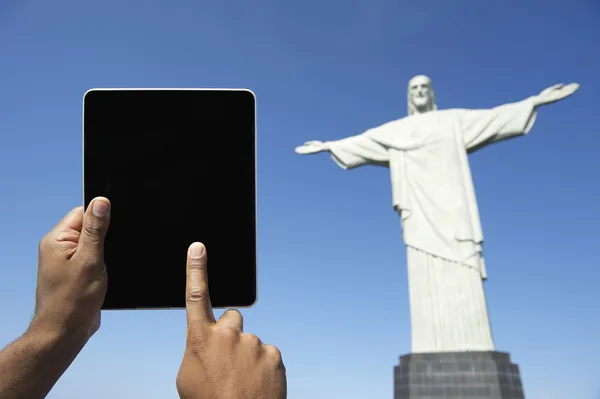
left=0, top=0, right=598, bottom=398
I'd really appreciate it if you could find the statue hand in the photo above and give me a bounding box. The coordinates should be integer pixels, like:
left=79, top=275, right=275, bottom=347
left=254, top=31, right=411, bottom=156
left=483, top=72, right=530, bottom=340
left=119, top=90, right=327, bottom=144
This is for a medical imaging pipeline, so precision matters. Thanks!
left=534, top=83, right=579, bottom=106
left=295, top=141, right=329, bottom=155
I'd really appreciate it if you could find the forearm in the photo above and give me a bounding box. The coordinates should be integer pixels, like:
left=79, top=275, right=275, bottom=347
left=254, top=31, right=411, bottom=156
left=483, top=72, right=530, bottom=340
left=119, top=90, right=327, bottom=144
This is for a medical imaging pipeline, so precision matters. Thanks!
left=0, top=326, right=82, bottom=399
left=327, top=135, right=388, bottom=170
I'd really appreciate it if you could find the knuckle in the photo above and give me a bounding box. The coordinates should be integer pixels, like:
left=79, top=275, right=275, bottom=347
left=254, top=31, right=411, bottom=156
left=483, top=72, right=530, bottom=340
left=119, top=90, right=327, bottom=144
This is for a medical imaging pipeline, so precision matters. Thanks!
left=186, top=289, right=208, bottom=303
left=83, top=221, right=103, bottom=240
left=38, top=237, right=48, bottom=252
left=264, top=344, right=283, bottom=364
left=186, top=263, right=206, bottom=278
left=76, top=249, right=102, bottom=268
left=243, top=333, right=262, bottom=347
left=187, top=258, right=202, bottom=268
left=186, top=330, right=208, bottom=351
left=217, top=325, right=241, bottom=341
left=225, top=309, right=243, bottom=320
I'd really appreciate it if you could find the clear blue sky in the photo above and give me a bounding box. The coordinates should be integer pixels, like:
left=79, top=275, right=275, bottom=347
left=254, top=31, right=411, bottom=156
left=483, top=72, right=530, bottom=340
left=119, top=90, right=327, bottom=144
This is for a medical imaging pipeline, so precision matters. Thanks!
left=0, top=0, right=598, bottom=398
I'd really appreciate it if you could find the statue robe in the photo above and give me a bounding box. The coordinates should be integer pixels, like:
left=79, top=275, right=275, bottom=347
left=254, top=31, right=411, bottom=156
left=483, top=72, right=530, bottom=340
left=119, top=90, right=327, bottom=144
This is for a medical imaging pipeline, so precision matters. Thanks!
left=327, top=98, right=537, bottom=352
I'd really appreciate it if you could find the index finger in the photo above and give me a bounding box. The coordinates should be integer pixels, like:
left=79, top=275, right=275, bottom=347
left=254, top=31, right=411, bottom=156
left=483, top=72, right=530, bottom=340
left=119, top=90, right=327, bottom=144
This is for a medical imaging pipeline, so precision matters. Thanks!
left=185, top=242, right=216, bottom=325
left=47, top=207, right=83, bottom=237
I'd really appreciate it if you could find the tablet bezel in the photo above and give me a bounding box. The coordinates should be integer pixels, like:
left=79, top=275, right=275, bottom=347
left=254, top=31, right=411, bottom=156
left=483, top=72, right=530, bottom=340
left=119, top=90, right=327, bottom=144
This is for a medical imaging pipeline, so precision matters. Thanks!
left=82, top=88, right=258, bottom=310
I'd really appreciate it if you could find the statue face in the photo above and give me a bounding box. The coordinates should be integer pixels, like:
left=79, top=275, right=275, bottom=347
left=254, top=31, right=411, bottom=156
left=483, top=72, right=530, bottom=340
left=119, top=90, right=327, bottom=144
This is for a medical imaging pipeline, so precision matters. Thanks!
left=408, top=75, right=434, bottom=113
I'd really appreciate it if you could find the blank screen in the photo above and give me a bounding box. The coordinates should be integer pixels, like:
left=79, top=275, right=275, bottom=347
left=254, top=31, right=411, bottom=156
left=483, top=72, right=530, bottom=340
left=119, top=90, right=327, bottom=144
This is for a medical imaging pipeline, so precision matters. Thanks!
left=83, top=89, right=257, bottom=310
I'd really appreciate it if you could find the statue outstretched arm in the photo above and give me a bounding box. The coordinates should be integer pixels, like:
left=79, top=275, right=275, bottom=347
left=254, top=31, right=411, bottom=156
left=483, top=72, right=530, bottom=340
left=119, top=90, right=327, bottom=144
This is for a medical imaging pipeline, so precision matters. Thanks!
left=461, top=83, right=579, bottom=153
left=295, top=134, right=389, bottom=170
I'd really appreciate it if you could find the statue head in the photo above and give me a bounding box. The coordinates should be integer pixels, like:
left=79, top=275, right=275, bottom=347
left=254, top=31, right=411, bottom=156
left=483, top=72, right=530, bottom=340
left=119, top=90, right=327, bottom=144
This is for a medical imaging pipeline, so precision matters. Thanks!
left=407, top=75, right=437, bottom=116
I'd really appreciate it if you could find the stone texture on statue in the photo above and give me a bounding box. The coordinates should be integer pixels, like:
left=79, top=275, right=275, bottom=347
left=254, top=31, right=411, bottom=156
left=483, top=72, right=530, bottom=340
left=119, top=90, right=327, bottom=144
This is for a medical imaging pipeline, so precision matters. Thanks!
left=295, top=76, right=579, bottom=354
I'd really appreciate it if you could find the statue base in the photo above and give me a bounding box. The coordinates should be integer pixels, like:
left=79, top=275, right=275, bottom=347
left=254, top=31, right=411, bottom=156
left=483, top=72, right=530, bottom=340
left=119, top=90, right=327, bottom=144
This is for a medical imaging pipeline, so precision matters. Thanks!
left=393, top=351, right=525, bottom=399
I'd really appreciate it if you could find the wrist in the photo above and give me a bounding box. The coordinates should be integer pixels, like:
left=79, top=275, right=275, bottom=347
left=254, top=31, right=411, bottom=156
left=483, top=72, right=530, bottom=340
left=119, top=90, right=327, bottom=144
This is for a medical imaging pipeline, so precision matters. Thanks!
left=528, top=95, right=541, bottom=108
left=30, top=306, right=92, bottom=345
left=26, top=317, right=87, bottom=363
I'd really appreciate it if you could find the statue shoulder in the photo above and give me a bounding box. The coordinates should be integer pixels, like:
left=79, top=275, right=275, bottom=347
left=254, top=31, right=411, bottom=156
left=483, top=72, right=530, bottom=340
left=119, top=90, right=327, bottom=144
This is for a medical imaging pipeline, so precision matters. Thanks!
left=366, top=117, right=406, bottom=134
left=433, top=108, right=467, bottom=116
left=431, top=108, right=473, bottom=124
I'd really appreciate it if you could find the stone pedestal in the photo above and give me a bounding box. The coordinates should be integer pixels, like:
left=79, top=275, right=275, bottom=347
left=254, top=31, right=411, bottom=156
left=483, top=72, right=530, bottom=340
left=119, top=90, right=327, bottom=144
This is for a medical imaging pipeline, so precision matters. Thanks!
left=393, top=351, right=525, bottom=399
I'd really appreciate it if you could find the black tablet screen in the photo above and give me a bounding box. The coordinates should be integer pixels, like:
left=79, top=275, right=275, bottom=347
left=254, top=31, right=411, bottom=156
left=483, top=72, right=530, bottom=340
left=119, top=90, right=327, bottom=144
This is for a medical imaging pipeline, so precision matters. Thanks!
left=83, top=89, right=256, bottom=309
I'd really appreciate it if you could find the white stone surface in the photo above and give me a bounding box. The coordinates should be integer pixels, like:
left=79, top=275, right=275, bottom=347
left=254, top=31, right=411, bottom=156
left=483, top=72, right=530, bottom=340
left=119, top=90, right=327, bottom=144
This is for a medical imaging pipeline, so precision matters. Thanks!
left=296, top=76, right=578, bottom=353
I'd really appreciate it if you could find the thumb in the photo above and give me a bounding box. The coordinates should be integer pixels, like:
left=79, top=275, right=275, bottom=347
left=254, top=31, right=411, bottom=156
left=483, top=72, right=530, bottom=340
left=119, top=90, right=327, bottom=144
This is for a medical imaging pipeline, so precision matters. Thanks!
left=77, top=197, right=111, bottom=261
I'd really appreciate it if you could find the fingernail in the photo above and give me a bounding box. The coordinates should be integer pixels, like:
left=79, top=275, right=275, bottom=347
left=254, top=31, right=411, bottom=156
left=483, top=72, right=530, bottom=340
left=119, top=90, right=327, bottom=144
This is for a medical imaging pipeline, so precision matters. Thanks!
left=92, top=199, right=110, bottom=218
left=190, top=242, right=205, bottom=259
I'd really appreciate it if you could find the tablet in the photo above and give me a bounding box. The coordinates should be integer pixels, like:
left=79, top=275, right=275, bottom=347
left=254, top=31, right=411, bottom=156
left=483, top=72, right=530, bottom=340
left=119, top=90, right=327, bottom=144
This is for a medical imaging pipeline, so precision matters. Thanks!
left=83, top=89, right=257, bottom=310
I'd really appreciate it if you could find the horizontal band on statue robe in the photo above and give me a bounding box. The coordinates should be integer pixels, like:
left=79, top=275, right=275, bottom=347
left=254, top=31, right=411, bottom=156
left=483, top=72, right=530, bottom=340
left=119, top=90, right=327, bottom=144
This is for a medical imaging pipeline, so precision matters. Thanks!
left=406, top=246, right=494, bottom=352
left=406, top=244, right=487, bottom=280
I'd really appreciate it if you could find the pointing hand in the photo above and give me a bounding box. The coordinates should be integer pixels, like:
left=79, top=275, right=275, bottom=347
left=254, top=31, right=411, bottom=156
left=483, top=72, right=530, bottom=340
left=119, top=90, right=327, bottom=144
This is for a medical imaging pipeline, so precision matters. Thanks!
left=176, top=243, right=287, bottom=399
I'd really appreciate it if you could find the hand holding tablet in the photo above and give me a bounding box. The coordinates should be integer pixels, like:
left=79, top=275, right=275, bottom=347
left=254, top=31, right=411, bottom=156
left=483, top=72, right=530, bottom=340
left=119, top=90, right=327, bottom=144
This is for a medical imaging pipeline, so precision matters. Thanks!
left=0, top=201, right=284, bottom=399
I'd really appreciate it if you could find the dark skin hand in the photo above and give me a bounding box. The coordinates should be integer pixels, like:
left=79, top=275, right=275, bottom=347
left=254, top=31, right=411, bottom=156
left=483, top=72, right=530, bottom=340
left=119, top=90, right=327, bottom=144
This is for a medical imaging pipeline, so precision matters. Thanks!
left=176, top=242, right=287, bottom=399
left=0, top=199, right=287, bottom=398
left=0, top=197, right=111, bottom=399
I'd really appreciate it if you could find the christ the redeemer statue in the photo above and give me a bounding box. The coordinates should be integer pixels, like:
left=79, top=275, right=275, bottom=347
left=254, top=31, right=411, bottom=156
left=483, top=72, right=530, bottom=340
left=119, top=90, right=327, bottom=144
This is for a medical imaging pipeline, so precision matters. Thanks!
left=295, top=76, right=578, bottom=353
